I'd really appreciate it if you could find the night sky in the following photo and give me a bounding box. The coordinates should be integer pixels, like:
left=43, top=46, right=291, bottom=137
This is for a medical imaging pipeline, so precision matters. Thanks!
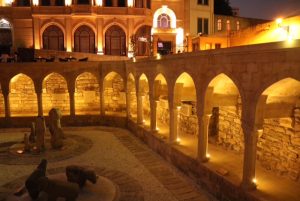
left=229, top=0, right=300, bottom=20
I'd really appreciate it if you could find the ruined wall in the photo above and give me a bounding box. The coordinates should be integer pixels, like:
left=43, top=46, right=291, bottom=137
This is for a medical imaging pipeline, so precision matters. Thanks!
left=104, top=75, right=126, bottom=113
left=157, top=98, right=169, bottom=127
left=42, top=73, right=70, bottom=115
left=179, top=103, right=198, bottom=135
left=0, top=85, right=4, bottom=117
left=9, top=74, right=38, bottom=116
left=75, top=72, right=100, bottom=115
left=257, top=108, right=300, bottom=182
left=143, top=94, right=150, bottom=122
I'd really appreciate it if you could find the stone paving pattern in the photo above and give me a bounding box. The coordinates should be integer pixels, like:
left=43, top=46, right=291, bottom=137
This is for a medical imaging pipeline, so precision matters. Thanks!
left=0, top=127, right=217, bottom=201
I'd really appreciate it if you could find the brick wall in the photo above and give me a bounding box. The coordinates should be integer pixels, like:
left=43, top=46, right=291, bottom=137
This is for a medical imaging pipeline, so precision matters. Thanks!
left=42, top=73, right=70, bottom=115
left=75, top=72, right=100, bottom=115
left=9, top=74, right=38, bottom=116
left=257, top=108, right=300, bottom=182
left=104, top=75, right=126, bottom=113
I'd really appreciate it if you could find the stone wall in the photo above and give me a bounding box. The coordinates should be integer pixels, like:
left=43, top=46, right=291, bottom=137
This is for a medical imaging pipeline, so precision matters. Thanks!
left=209, top=105, right=244, bottom=153
left=0, top=85, right=4, bottom=117
left=179, top=103, right=198, bottom=135
left=42, top=73, right=70, bottom=115
left=104, top=75, right=126, bottom=113
left=75, top=72, right=100, bottom=115
left=257, top=108, right=300, bottom=182
left=143, top=94, right=150, bottom=121
left=157, top=98, right=169, bottom=126
left=9, top=74, right=38, bottom=116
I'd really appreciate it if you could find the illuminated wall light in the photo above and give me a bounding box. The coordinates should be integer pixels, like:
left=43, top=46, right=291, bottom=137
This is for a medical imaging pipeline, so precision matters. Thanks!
left=176, top=137, right=181, bottom=143
left=32, top=0, right=39, bottom=6
left=153, top=5, right=177, bottom=29
left=65, top=0, right=72, bottom=6
left=156, top=53, right=161, bottom=60
left=4, top=0, right=13, bottom=6
left=127, top=0, right=133, bottom=7
left=133, top=57, right=136, bottom=62
left=95, top=0, right=103, bottom=6
left=176, top=27, right=184, bottom=52
left=252, top=178, right=257, bottom=185
left=276, top=18, right=283, bottom=27
left=206, top=153, right=210, bottom=158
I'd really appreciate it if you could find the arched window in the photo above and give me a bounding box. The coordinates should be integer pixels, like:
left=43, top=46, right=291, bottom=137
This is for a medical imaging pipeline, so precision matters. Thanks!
left=226, top=20, right=230, bottom=31
left=157, top=14, right=171, bottom=29
left=41, top=0, right=51, bottom=6
left=104, top=0, right=112, bottom=6
left=74, top=25, right=95, bottom=53
left=135, top=25, right=151, bottom=56
left=43, top=25, right=64, bottom=51
left=236, top=21, right=240, bottom=31
left=77, top=0, right=90, bottom=4
left=217, top=19, right=222, bottom=31
left=118, top=0, right=125, bottom=7
left=16, top=0, right=30, bottom=6
left=105, top=25, right=126, bottom=56
left=0, top=19, right=12, bottom=55
left=55, top=0, right=65, bottom=5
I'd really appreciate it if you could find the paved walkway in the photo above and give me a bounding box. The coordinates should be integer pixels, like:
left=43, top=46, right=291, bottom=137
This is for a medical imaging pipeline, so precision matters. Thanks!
left=0, top=127, right=217, bottom=201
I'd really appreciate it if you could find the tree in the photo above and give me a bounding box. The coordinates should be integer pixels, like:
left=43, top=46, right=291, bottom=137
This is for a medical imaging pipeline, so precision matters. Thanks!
left=214, top=0, right=233, bottom=16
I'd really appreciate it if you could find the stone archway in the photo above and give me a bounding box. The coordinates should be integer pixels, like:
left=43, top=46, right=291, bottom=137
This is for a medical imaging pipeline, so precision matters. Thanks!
left=9, top=74, right=38, bottom=116
left=154, top=73, right=170, bottom=139
left=0, top=19, right=12, bottom=55
left=103, top=72, right=126, bottom=115
left=42, top=73, right=70, bottom=115
left=105, top=25, right=126, bottom=56
left=173, top=72, right=198, bottom=156
left=42, top=25, right=64, bottom=51
left=135, top=25, right=151, bottom=56
left=75, top=72, right=100, bottom=115
left=74, top=25, right=95, bottom=53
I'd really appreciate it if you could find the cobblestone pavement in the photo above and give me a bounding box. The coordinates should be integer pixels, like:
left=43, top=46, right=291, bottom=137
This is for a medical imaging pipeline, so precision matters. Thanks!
left=0, top=127, right=217, bottom=201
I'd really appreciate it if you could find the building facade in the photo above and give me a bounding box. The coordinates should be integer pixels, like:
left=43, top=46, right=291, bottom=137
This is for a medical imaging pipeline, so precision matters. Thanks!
left=0, top=0, right=214, bottom=55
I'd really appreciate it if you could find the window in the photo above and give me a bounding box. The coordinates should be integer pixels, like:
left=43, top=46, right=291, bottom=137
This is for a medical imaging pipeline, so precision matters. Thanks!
left=215, top=43, right=221, bottom=49
left=226, top=20, right=230, bottom=31
left=197, top=18, right=209, bottom=35
left=157, top=14, right=171, bottom=28
left=197, top=0, right=208, bottom=5
left=217, top=19, right=222, bottom=31
left=236, top=21, right=240, bottom=31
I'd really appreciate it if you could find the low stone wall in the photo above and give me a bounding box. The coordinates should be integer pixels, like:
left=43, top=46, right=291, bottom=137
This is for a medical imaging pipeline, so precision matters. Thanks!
left=143, top=94, right=150, bottom=120
left=127, top=120, right=260, bottom=201
left=157, top=99, right=169, bottom=126
left=258, top=110, right=300, bottom=182
left=179, top=114, right=198, bottom=135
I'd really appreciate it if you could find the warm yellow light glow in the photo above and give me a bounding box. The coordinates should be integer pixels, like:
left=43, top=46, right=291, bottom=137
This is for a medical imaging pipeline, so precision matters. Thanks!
left=17, top=150, right=24, bottom=154
left=32, top=0, right=39, bottom=6
left=127, top=0, right=133, bottom=7
left=156, top=53, right=161, bottom=60
left=156, top=127, right=160, bottom=131
left=206, top=153, right=210, bottom=158
left=176, top=138, right=181, bottom=143
left=252, top=178, right=257, bottom=184
left=133, top=57, right=136, bottom=62
left=276, top=18, right=283, bottom=26
left=95, top=0, right=102, bottom=6
left=4, top=0, right=13, bottom=6
left=65, top=0, right=72, bottom=6
left=176, top=27, right=184, bottom=52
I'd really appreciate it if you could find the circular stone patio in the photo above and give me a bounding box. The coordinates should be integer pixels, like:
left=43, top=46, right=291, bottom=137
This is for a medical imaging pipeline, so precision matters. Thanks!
left=0, top=134, right=92, bottom=165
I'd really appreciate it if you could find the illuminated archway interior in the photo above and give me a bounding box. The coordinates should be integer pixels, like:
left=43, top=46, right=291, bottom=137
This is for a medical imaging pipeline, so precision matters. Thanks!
left=128, top=73, right=137, bottom=121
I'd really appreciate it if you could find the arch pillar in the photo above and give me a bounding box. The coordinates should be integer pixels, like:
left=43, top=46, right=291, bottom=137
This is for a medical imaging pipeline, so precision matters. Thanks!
left=125, top=79, right=131, bottom=119
left=68, top=79, right=76, bottom=117
left=149, top=82, right=157, bottom=132
left=97, top=18, right=104, bottom=54
left=112, top=0, right=117, bottom=6
left=241, top=99, right=258, bottom=190
left=136, top=79, right=143, bottom=124
left=100, top=75, right=105, bottom=116
left=34, top=80, right=43, bottom=116
left=1, top=83, right=10, bottom=118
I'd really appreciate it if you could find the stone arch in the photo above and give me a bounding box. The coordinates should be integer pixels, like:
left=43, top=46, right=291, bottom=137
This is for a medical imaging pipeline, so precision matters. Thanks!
left=40, top=22, right=66, bottom=48
left=103, top=71, right=126, bottom=115
left=127, top=73, right=137, bottom=121
left=42, top=25, right=64, bottom=51
left=104, top=25, right=126, bottom=56
left=205, top=73, right=244, bottom=179
left=173, top=72, right=198, bottom=156
left=254, top=78, right=300, bottom=186
left=153, top=6, right=176, bottom=29
left=139, top=73, right=150, bottom=126
left=0, top=84, right=4, bottom=117
left=9, top=73, right=38, bottom=116
left=154, top=73, right=170, bottom=138
left=42, top=73, right=70, bottom=115
left=0, top=18, right=13, bottom=55
left=75, top=72, right=100, bottom=115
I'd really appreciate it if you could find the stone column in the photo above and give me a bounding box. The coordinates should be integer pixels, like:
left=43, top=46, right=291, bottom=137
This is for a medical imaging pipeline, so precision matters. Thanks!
left=33, top=17, right=40, bottom=49
left=187, top=35, right=193, bottom=52
left=169, top=105, right=179, bottom=143
left=69, top=90, right=75, bottom=117
left=112, top=0, right=117, bottom=7
left=198, top=114, right=211, bottom=162
left=97, top=18, right=104, bottom=54
left=150, top=99, right=158, bottom=132
left=152, top=35, right=158, bottom=56
left=36, top=92, right=43, bottom=116
left=137, top=92, right=143, bottom=124
left=143, top=0, right=146, bottom=8
left=65, top=17, right=72, bottom=52
left=242, top=128, right=258, bottom=190
left=127, top=18, right=134, bottom=57
left=125, top=80, right=131, bottom=119
left=3, top=92, right=10, bottom=118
